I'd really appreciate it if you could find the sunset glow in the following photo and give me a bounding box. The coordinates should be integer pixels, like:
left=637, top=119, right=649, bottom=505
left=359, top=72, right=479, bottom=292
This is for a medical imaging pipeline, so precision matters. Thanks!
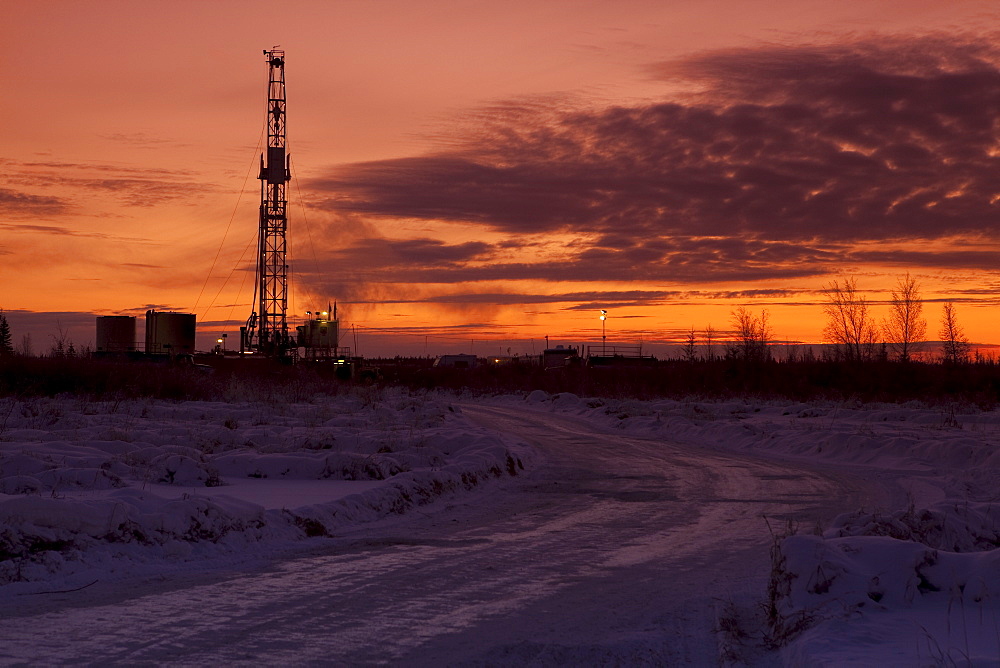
left=5, top=1, right=1000, bottom=356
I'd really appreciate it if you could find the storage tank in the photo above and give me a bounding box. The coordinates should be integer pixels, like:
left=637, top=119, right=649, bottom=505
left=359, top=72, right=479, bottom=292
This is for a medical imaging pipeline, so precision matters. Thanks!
left=95, top=316, right=137, bottom=353
left=145, top=310, right=196, bottom=355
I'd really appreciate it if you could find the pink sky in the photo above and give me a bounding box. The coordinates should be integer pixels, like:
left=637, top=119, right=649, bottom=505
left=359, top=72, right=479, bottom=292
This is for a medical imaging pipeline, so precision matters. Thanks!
left=4, top=1, right=1000, bottom=356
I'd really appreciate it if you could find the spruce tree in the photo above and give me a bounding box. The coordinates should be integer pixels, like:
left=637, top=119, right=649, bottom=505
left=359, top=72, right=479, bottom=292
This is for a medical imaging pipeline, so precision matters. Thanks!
left=0, top=310, right=12, bottom=356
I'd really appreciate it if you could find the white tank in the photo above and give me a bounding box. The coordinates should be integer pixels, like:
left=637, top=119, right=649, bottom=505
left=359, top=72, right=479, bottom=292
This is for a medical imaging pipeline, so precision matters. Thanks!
left=96, top=316, right=137, bottom=353
left=145, top=310, right=196, bottom=355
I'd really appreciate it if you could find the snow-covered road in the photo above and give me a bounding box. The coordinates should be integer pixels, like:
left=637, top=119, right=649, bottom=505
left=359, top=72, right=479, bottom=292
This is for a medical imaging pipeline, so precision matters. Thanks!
left=1, top=403, right=899, bottom=665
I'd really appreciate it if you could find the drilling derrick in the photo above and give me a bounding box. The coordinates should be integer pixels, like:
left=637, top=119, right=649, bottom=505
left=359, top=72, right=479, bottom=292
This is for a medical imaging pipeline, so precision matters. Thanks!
left=244, top=49, right=291, bottom=357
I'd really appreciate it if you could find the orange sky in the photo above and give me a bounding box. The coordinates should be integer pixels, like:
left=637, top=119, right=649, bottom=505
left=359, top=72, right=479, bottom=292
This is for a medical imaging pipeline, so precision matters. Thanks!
left=4, top=1, right=1000, bottom=357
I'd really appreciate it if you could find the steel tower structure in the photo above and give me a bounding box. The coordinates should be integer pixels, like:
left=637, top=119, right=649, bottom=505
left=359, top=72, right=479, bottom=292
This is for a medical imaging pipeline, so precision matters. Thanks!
left=244, top=49, right=291, bottom=356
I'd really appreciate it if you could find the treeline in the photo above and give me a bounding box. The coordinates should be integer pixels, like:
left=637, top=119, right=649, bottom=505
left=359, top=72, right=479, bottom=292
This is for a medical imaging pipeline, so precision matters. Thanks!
left=0, top=356, right=350, bottom=402
left=387, top=358, right=1000, bottom=406
left=683, top=274, right=977, bottom=365
left=2, top=352, right=1000, bottom=405
left=0, top=309, right=84, bottom=359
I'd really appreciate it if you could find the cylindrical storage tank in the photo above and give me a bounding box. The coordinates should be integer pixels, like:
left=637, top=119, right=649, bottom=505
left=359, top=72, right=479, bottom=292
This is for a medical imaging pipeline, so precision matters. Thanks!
left=145, top=310, right=196, bottom=355
left=96, top=316, right=137, bottom=353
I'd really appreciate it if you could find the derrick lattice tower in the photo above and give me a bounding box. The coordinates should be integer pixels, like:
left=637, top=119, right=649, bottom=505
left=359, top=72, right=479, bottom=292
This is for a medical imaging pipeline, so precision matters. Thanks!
left=244, top=48, right=291, bottom=356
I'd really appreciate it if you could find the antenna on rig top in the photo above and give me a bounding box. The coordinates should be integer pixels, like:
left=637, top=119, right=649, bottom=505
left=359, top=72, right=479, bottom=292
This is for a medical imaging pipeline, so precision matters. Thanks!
left=242, top=48, right=291, bottom=358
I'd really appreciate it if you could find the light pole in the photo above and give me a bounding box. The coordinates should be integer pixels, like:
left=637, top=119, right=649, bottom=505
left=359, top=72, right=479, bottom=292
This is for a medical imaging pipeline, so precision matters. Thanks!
left=600, top=309, right=607, bottom=355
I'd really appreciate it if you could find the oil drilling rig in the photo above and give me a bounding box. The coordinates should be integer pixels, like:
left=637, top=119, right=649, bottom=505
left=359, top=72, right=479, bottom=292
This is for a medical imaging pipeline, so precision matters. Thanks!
left=242, top=49, right=292, bottom=358
left=240, top=49, right=345, bottom=364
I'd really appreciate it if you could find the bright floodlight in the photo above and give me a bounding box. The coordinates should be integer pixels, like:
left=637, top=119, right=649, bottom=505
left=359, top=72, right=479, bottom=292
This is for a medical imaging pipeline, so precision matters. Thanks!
left=599, top=309, right=607, bottom=320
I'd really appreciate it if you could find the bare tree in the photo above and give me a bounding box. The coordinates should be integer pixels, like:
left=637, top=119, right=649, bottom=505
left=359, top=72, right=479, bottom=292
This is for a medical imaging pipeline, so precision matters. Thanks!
left=682, top=327, right=698, bottom=362
left=882, top=273, right=926, bottom=362
left=823, top=277, right=878, bottom=361
left=49, top=322, right=72, bottom=358
left=940, top=302, right=971, bottom=365
left=730, top=306, right=772, bottom=362
left=18, top=333, right=33, bottom=357
left=704, top=324, right=716, bottom=361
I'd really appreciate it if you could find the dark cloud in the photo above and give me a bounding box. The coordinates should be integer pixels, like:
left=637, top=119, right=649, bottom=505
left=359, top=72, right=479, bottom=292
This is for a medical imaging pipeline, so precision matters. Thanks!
left=0, top=187, right=67, bottom=216
left=300, top=230, right=1000, bottom=297
left=330, top=288, right=829, bottom=310
left=307, top=35, right=1000, bottom=279
left=348, top=290, right=682, bottom=306
left=122, top=304, right=181, bottom=315
left=335, top=237, right=492, bottom=266
left=99, top=133, right=188, bottom=149
left=47, top=176, right=214, bottom=207
left=846, top=248, right=1000, bottom=271
left=9, top=159, right=194, bottom=177
left=1, top=223, right=80, bottom=235
left=0, top=223, right=151, bottom=242
left=2, top=159, right=215, bottom=208
left=299, top=235, right=837, bottom=297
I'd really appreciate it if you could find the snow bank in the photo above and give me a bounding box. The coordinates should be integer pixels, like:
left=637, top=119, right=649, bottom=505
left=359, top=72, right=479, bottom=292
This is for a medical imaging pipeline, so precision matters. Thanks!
left=0, top=390, right=530, bottom=587
left=769, top=500, right=1000, bottom=664
left=774, top=527, right=1000, bottom=665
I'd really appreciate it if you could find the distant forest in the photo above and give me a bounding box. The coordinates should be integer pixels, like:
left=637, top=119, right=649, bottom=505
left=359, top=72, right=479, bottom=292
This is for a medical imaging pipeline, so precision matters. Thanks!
left=1, top=352, right=999, bottom=407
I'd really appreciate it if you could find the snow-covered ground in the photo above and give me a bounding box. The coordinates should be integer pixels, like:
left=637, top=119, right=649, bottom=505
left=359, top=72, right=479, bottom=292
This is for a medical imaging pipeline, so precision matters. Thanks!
left=3, top=387, right=1000, bottom=664
left=516, top=391, right=1000, bottom=665
left=0, top=389, right=528, bottom=590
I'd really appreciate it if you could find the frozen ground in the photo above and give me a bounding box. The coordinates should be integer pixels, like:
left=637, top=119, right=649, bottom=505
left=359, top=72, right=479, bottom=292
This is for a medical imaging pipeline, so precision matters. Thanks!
left=1, top=388, right=999, bottom=664
left=0, top=390, right=529, bottom=589
left=516, top=391, right=1000, bottom=665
